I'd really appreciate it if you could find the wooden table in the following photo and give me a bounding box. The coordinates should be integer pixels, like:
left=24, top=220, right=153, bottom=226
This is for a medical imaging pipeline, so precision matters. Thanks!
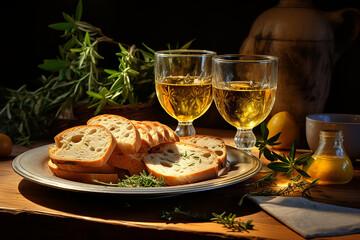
left=0, top=128, right=359, bottom=240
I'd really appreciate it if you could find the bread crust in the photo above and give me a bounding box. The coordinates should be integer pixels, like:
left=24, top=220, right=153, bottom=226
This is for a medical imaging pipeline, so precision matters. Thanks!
left=48, top=160, right=118, bottom=184
left=48, top=125, right=116, bottom=168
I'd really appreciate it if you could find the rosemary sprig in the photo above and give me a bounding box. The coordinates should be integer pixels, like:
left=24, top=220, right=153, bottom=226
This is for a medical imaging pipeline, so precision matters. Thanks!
left=211, top=212, right=254, bottom=232
left=0, top=0, right=193, bottom=144
left=160, top=205, right=208, bottom=222
left=241, top=121, right=318, bottom=201
left=160, top=206, right=254, bottom=232
left=93, top=170, right=166, bottom=187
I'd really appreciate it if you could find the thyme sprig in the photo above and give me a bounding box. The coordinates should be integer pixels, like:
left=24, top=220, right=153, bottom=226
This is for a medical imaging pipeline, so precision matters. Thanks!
left=93, top=170, right=166, bottom=187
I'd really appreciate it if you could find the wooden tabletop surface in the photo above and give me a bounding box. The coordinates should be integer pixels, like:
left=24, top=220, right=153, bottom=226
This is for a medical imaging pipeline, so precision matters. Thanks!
left=0, top=127, right=359, bottom=240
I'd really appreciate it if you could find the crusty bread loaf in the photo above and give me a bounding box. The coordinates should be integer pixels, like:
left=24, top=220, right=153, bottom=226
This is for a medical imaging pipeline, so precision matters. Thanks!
left=49, top=125, right=116, bottom=168
left=108, top=152, right=147, bottom=175
left=87, top=114, right=141, bottom=155
left=48, top=160, right=118, bottom=184
left=143, top=142, right=219, bottom=185
left=180, top=135, right=227, bottom=168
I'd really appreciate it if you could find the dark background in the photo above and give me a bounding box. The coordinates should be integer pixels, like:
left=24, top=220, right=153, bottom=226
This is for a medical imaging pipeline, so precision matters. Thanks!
left=2, top=0, right=360, bottom=115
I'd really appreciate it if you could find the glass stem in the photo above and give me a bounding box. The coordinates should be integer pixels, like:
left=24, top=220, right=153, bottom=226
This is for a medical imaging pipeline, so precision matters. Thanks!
left=235, top=128, right=256, bottom=154
left=175, top=121, right=196, bottom=137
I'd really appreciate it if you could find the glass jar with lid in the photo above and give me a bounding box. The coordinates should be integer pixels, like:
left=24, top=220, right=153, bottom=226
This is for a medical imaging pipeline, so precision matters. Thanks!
left=306, top=129, right=353, bottom=185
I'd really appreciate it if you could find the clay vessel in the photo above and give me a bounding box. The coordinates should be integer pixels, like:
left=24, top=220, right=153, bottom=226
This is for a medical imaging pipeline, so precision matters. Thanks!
left=240, top=0, right=360, bottom=146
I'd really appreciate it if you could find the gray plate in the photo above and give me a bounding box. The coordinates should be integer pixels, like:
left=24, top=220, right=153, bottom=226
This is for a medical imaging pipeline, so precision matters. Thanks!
left=12, top=144, right=261, bottom=197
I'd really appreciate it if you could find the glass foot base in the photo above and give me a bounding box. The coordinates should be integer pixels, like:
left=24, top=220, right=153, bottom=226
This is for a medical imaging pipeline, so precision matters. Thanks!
left=175, top=121, right=196, bottom=137
left=234, top=128, right=256, bottom=154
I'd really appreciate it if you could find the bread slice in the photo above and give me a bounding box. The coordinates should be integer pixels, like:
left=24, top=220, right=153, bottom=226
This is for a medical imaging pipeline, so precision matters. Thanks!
left=136, top=121, right=161, bottom=146
left=53, top=161, right=117, bottom=173
left=48, top=160, right=118, bottom=184
left=48, top=125, right=116, bottom=168
left=132, top=120, right=154, bottom=152
left=143, top=142, right=218, bottom=185
left=162, top=124, right=180, bottom=142
left=143, top=121, right=166, bottom=145
left=180, top=135, right=227, bottom=168
left=87, top=114, right=141, bottom=155
left=108, top=152, right=147, bottom=175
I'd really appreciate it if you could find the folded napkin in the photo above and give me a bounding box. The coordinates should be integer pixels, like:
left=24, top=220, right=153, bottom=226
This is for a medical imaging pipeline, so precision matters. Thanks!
left=249, top=196, right=360, bottom=238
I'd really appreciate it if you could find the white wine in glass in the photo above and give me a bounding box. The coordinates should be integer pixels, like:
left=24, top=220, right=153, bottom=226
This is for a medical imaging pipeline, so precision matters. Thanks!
left=212, top=55, right=278, bottom=153
left=155, top=50, right=216, bottom=137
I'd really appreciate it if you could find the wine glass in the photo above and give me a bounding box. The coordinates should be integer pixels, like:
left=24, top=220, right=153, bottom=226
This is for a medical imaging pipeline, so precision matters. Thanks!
left=212, top=54, right=278, bottom=153
left=155, top=49, right=216, bottom=137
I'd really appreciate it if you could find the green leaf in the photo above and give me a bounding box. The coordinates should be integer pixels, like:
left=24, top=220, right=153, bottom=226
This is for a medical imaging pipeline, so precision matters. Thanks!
left=295, top=167, right=311, bottom=178
left=295, top=152, right=313, bottom=166
left=260, top=121, right=269, bottom=140
left=141, top=42, right=155, bottom=53
left=289, top=139, right=297, bottom=161
left=62, top=12, right=74, bottom=23
left=263, top=148, right=277, bottom=161
left=48, top=22, right=74, bottom=31
left=180, top=38, right=195, bottom=49
left=38, top=59, right=66, bottom=71
left=268, top=132, right=281, bottom=145
left=70, top=48, right=83, bottom=53
left=84, top=32, right=91, bottom=46
left=267, top=162, right=290, bottom=172
left=75, top=0, right=83, bottom=21
left=86, top=91, right=104, bottom=100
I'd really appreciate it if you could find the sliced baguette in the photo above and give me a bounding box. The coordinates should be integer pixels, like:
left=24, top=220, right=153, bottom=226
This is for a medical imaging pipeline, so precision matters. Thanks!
left=108, top=152, right=147, bottom=175
left=48, top=125, right=116, bottom=168
left=143, top=142, right=218, bottom=185
left=143, top=121, right=165, bottom=145
left=136, top=121, right=161, bottom=146
left=53, top=161, right=117, bottom=173
left=87, top=114, right=141, bottom=154
left=48, top=160, right=118, bottom=184
left=162, top=124, right=180, bottom=142
left=132, top=120, right=153, bottom=152
left=180, top=135, right=227, bottom=168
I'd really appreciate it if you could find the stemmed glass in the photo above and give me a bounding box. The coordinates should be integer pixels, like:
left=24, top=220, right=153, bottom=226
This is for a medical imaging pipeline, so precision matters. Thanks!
left=212, top=54, right=278, bottom=153
left=155, top=50, right=216, bottom=137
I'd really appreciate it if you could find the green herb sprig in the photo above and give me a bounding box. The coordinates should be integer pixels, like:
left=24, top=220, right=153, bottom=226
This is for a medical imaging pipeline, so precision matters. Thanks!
left=211, top=212, right=254, bottom=232
left=0, top=0, right=193, bottom=144
left=160, top=205, right=208, bottom=222
left=160, top=206, right=254, bottom=232
left=242, top=121, right=318, bottom=200
left=93, top=170, right=166, bottom=188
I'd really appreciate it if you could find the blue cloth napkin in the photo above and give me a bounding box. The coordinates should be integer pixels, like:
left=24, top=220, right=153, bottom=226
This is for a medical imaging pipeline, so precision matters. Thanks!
left=249, top=196, right=360, bottom=238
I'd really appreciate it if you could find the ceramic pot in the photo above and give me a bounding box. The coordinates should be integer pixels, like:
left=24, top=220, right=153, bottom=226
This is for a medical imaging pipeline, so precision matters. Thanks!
left=240, top=0, right=360, bottom=146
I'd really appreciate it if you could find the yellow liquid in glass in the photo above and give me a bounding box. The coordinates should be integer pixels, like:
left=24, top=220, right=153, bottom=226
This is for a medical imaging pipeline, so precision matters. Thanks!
left=306, top=155, right=353, bottom=185
left=156, top=77, right=213, bottom=122
left=213, top=81, right=276, bottom=129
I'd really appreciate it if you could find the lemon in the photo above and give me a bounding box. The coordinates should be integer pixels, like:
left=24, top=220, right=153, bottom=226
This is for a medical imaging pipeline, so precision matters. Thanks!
left=267, top=111, right=300, bottom=150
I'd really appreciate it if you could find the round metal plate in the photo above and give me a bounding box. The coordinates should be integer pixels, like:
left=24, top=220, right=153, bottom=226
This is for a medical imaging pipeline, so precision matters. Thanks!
left=12, top=144, right=261, bottom=197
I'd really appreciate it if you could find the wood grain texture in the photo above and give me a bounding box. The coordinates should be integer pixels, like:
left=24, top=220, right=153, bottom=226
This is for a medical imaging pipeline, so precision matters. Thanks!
left=0, top=128, right=359, bottom=239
